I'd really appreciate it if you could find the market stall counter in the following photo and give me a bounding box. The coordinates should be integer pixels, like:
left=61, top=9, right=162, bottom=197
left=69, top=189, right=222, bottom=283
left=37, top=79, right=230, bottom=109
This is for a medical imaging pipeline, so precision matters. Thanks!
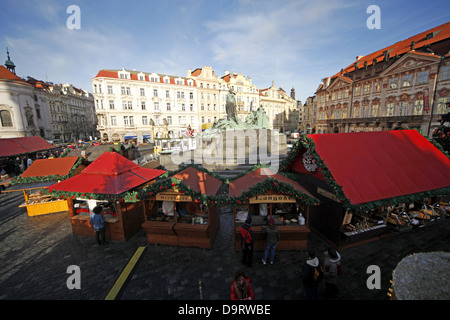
left=141, top=166, right=222, bottom=249
left=282, top=130, right=450, bottom=249
left=229, top=167, right=319, bottom=251
left=4, top=156, right=83, bottom=216
left=45, top=152, right=165, bottom=241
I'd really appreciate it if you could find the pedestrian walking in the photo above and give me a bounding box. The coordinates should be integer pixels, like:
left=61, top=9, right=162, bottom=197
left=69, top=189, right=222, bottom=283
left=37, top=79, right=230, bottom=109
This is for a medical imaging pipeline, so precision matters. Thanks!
left=240, top=218, right=254, bottom=267
left=261, top=217, right=279, bottom=265
left=231, top=270, right=255, bottom=300
left=300, top=247, right=323, bottom=300
left=323, top=247, right=341, bottom=299
left=90, top=205, right=106, bottom=245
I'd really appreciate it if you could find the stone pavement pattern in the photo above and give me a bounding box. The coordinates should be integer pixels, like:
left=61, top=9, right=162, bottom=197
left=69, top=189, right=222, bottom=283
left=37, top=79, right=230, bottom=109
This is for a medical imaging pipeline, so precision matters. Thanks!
left=1, top=190, right=449, bottom=300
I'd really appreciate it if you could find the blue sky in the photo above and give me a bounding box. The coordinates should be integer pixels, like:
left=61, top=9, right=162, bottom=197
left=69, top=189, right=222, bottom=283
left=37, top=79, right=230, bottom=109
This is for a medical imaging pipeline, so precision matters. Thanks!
left=1, top=0, right=449, bottom=102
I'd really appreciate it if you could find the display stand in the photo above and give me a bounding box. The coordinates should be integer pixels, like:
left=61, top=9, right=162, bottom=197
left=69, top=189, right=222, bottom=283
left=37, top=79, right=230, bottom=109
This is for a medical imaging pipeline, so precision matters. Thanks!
left=233, top=191, right=310, bottom=251
left=141, top=166, right=222, bottom=249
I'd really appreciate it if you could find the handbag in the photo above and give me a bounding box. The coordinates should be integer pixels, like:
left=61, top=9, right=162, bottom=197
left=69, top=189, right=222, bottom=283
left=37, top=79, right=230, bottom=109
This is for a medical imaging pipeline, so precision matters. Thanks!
left=337, top=264, right=344, bottom=275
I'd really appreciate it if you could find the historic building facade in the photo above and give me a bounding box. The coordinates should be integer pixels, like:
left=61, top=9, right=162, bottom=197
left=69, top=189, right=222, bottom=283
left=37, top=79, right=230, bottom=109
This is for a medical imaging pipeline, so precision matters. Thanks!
left=92, top=68, right=198, bottom=143
left=1, top=51, right=97, bottom=143
left=314, top=21, right=450, bottom=137
left=93, top=66, right=301, bottom=143
left=259, top=82, right=299, bottom=132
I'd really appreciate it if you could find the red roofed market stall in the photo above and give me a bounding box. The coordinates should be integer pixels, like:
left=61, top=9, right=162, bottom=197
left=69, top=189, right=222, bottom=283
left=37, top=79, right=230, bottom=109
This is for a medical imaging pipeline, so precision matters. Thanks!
left=4, top=156, right=84, bottom=216
left=228, top=166, right=319, bottom=251
left=140, top=165, right=223, bottom=249
left=281, top=130, right=450, bottom=249
left=45, top=152, right=165, bottom=241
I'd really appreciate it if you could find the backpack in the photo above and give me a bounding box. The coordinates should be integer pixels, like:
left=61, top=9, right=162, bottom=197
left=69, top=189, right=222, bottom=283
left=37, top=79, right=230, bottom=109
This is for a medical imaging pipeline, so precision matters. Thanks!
left=313, top=265, right=324, bottom=282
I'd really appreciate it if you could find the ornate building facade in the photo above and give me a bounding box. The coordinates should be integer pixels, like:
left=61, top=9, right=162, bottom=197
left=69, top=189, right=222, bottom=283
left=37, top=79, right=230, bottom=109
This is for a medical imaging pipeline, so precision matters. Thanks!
left=314, top=21, right=450, bottom=137
left=1, top=52, right=96, bottom=142
left=93, top=66, right=300, bottom=143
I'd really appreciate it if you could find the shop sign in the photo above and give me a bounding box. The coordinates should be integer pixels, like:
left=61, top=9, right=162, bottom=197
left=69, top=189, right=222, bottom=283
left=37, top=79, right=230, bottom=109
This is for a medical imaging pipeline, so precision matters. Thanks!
left=249, top=194, right=296, bottom=204
left=317, top=187, right=340, bottom=202
left=156, top=193, right=192, bottom=202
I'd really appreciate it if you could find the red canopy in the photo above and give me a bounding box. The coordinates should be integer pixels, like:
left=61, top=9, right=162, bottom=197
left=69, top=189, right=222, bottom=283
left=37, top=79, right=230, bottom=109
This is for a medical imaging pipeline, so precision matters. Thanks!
left=229, top=167, right=314, bottom=198
left=291, top=130, right=450, bottom=205
left=48, top=152, right=166, bottom=194
left=21, top=157, right=79, bottom=178
left=0, top=137, right=53, bottom=158
left=171, top=166, right=222, bottom=196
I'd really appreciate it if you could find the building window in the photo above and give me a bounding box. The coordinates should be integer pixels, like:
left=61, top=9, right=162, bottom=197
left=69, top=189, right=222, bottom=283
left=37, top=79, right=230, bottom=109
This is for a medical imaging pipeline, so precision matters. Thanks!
left=141, top=101, right=146, bottom=110
left=386, top=103, right=395, bottom=116
left=153, top=89, right=158, bottom=97
left=399, top=101, right=408, bottom=116
left=123, top=116, right=129, bottom=126
left=154, top=102, right=160, bottom=112
left=414, top=100, right=423, bottom=115
left=129, top=116, right=134, bottom=126
left=374, top=82, right=381, bottom=93
left=402, top=75, right=412, bottom=87
left=140, top=88, right=145, bottom=96
left=111, top=116, right=117, bottom=125
left=167, top=116, right=172, bottom=125
left=121, top=87, right=126, bottom=95
left=166, top=103, right=171, bottom=111
left=107, top=86, right=113, bottom=94
left=442, top=66, right=450, bottom=80
left=166, top=90, right=170, bottom=98
left=437, top=97, right=448, bottom=114
left=142, top=116, right=148, bottom=125
left=123, top=101, right=132, bottom=110
left=354, top=86, right=361, bottom=96
left=0, top=110, right=12, bottom=127
left=363, top=84, right=370, bottom=95
left=344, top=89, right=349, bottom=98
left=109, top=100, right=115, bottom=109
left=372, top=104, right=379, bottom=117
left=417, top=71, right=428, bottom=84
left=389, top=78, right=398, bottom=89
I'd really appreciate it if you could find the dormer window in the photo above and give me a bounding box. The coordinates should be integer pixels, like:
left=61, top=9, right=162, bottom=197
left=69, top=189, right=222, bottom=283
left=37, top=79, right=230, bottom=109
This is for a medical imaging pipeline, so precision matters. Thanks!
left=118, top=70, right=130, bottom=79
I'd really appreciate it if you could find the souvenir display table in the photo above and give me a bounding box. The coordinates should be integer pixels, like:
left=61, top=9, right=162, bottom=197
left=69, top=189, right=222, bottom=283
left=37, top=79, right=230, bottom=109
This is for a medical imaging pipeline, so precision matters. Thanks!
left=229, top=167, right=319, bottom=251
left=141, top=166, right=222, bottom=249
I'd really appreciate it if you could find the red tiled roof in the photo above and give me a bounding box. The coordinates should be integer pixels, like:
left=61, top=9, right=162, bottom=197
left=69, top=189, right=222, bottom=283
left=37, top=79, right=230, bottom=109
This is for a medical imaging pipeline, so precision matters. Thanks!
left=171, top=166, right=221, bottom=196
left=229, top=167, right=314, bottom=198
left=0, top=137, right=54, bottom=158
left=334, top=21, right=450, bottom=77
left=21, top=156, right=79, bottom=178
left=291, top=130, right=450, bottom=205
left=93, top=69, right=196, bottom=87
left=47, top=152, right=166, bottom=195
left=0, top=66, right=30, bottom=85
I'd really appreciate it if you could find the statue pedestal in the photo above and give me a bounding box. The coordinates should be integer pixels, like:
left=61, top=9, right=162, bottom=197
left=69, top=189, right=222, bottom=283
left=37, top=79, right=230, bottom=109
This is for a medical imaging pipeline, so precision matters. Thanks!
left=159, top=129, right=286, bottom=174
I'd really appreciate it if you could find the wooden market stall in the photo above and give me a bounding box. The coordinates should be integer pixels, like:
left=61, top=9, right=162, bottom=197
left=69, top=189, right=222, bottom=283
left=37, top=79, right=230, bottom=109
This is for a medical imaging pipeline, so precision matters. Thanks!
left=141, top=166, right=222, bottom=249
left=228, top=166, right=319, bottom=251
left=46, top=152, right=166, bottom=241
left=281, top=130, right=450, bottom=249
left=4, top=156, right=84, bottom=216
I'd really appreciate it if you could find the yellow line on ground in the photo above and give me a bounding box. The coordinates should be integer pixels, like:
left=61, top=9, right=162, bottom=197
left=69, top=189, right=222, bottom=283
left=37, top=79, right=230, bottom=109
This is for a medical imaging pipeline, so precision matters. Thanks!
left=105, top=246, right=146, bottom=300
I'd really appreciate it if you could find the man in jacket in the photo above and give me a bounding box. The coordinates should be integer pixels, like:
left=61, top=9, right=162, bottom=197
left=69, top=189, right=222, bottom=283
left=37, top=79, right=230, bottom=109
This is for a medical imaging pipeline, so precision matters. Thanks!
left=240, top=218, right=254, bottom=267
left=301, top=247, right=323, bottom=300
left=323, top=247, right=341, bottom=299
left=90, top=205, right=106, bottom=245
left=262, top=218, right=280, bottom=265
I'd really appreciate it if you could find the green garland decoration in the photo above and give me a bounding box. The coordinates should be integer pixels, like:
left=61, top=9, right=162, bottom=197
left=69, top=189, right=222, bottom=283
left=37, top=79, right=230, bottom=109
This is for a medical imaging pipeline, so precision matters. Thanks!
left=226, top=177, right=319, bottom=207
left=280, top=134, right=450, bottom=213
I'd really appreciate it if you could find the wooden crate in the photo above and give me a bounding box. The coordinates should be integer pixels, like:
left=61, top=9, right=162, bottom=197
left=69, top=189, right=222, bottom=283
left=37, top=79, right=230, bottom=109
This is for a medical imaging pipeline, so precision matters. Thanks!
left=24, top=199, right=69, bottom=217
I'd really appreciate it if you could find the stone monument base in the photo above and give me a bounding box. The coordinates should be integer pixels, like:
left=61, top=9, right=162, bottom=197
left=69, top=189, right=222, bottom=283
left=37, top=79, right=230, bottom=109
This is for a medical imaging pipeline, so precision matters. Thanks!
left=158, top=129, right=286, bottom=173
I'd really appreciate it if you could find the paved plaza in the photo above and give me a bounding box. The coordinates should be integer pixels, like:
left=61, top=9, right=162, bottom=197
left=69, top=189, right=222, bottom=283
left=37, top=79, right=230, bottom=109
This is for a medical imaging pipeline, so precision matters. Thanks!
left=0, top=189, right=449, bottom=301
